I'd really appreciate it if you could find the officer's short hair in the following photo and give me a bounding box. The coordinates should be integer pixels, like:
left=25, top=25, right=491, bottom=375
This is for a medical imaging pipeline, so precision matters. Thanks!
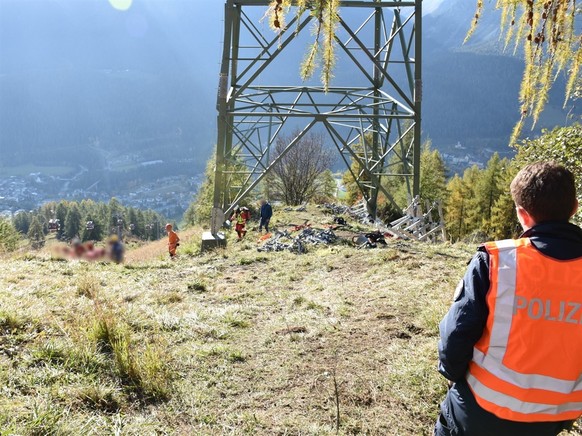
left=510, top=161, right=577, bottom=223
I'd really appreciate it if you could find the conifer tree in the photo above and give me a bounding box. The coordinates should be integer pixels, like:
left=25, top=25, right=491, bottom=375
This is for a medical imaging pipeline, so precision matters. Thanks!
left=459, top=165, right=483, bottom=239
left=0, top=219, right=19, bottom=252
left=445, top=175, right=470, bottom=242
left=473, top=153, right=506, bottom=235
left=184, top=153, right=216, bottom=227
left=418, top=143, right=447, bottom=204
left=341, top=159, right=366, bottom=206
left=12, top=211, right=31, bottom=235
left=78, top=199, right=104, bottom=241
left=447, top=156, right=514, bottom=241
left=81, top=214, right=103, bottom=242
left=313, top=169, right=338, bottom=203
left=127, top=208, right=140, bottom=237
left=185, top=152, right=251, bottom=227
left=381, top=141, right=447, bottom=209
left=108, top=198, right=124, bottom=233
left=55, top=201, right=68, bottom=240
left=488, top=160, right=518, bottom=240
left=136, top=210, right=147, bottom=239
left=341, top=133, right=373, bottom=205
left=139, top=209, right=166, bottom=240
left=64, top=203, right=82, bottom=240
left=27, top=216, right=45, bottom=250
left=490, top=192, right=519, bottom=239
left=267, top=0, right=340, bottom=92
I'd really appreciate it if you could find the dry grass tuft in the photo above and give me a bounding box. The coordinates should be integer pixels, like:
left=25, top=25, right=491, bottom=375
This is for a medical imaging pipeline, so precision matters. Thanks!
left=69, top=383, right=122, bottom=413
left=76, top=273, right=100, bottom=298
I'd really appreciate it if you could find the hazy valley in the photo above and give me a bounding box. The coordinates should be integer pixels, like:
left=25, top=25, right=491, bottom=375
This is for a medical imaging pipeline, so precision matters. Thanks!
left=0, top=0, right=577, bottom=219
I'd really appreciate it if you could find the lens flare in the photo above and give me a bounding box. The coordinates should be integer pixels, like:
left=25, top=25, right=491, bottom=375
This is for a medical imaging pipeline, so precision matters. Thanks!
left=108, top=0, right=132, bottom=11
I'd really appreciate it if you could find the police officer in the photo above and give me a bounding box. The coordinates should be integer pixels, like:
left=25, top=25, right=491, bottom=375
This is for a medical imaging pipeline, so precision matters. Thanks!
left=435, top=162, right=582, bottom=436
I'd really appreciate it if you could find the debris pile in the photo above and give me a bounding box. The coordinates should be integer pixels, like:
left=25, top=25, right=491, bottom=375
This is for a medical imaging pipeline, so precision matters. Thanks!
left=253, top=197, right=446, bottom=254
left=322, top=203, right=352, bottom=216
left=387, top=196, right=446, bottom=242
left=323, top=201, right=377, bottom=226
left=323, top=197, right=446, bottom=242
left=257, top=228, right=337, bottom=254
left=283, top=205, right=307, bottom=212
left=351, top=230, right=389, bottom=249
left=297, top=227, right=337, bottom=245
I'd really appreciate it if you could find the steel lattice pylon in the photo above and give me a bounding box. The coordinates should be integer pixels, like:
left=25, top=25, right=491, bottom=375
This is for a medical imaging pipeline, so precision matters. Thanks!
left=212, top=0, right=421, bottom=233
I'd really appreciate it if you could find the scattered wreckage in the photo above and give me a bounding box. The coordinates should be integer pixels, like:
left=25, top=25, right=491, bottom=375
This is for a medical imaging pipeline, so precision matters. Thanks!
left=256, top=196, right=446, bottom=253
left=324, top=196, right=446, bottom=243
left=257, top=227, right=337, bottom=254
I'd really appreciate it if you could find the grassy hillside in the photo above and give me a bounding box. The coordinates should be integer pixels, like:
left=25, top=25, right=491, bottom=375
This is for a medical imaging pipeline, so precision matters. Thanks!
left=1, top=207, right=580, bottom=435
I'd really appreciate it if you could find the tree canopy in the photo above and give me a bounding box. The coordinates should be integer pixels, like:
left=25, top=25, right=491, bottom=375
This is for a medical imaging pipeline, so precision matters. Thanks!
left=13, top=199, right=167, bottom=243
left=514, top=123, right=582, bottom=221
left=0, top=219, right=20, bottom=252
left=270, top=130, right=335, bottom=205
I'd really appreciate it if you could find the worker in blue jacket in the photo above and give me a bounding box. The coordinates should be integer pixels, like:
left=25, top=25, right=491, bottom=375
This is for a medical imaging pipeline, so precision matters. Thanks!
left=435, top=162, right=582, bottom=436
left=259, top=199, right=273, bottom=233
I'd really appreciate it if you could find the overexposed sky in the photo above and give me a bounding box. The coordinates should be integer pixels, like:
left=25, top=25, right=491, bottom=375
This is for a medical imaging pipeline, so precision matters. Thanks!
left=422, top=0, right=446, bottom=15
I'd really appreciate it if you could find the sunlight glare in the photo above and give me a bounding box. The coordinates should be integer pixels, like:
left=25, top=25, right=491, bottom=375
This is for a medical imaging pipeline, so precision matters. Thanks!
left=108, top=0, right=133, bottom=11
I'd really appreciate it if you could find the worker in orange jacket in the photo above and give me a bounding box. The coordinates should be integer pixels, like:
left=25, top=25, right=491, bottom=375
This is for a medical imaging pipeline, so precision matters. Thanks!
left=165, top=223, right=180, bottom=258
left=435, top=162, right=582, bottom=436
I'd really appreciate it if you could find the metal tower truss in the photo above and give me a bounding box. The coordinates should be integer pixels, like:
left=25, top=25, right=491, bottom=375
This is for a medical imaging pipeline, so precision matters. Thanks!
left=213, top=0, right=421, bottom=233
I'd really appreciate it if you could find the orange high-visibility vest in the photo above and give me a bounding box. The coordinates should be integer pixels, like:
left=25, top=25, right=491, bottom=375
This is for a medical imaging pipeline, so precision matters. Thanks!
left=467, top=238, right=582, bottom=422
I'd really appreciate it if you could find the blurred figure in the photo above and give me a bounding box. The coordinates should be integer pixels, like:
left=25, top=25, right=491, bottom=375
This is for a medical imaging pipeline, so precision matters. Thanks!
left=165, top=223, right=180, bottom=258
left=108, top=234, right=124, bottom=264
left=82, top=241, right=106, bottom=261
left=71, top=237, right=86, bottom=258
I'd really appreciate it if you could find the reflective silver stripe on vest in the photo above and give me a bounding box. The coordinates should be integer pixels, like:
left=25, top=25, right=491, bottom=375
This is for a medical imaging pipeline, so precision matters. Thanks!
left=472, top=239, right=582, bottom=398
left=485, top=239, right=518, bottom=362
left=472, top=348, right=582, bottom=393
left=467, top=372, right=582, bottom=415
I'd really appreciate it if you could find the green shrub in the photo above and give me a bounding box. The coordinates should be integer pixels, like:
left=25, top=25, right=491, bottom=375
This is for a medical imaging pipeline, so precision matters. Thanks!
left=71, top=384, right=121, bottom=413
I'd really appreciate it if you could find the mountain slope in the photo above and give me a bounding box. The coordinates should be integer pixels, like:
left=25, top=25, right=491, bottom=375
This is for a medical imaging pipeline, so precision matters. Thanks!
left=0, top=0, right=578, bottom=212
left=422, top=0, right=577, bottom=173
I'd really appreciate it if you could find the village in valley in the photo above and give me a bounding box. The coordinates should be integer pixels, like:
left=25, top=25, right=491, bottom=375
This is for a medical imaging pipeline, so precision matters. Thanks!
left=0, top=171, right=202, bottom=220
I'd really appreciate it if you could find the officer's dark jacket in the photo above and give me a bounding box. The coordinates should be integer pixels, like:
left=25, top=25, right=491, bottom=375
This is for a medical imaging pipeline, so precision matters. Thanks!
left=437, top=221, right=582, bottom=436
left=260, top=202, right=273, bottom=219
